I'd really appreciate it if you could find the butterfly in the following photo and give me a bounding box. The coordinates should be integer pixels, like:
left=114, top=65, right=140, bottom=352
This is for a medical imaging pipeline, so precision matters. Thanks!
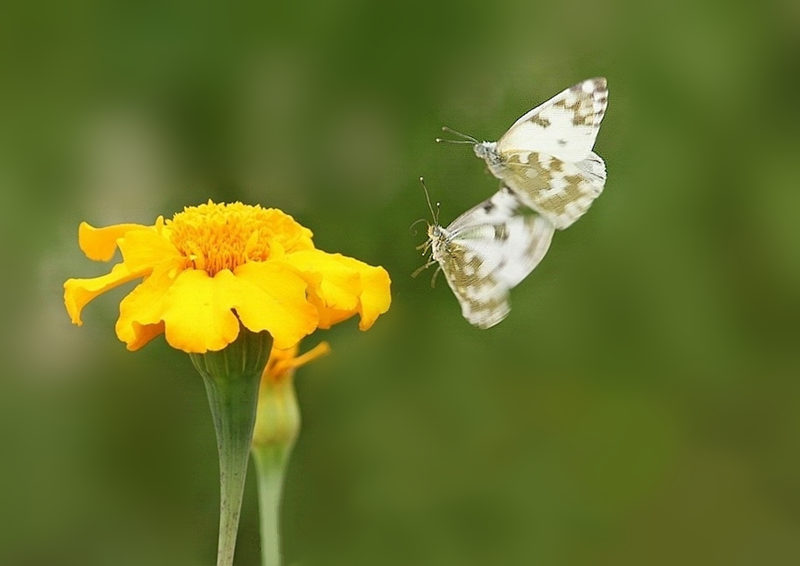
left=439, top=77, right=608, bottom=230
left=414, top=180, right=555, bottom=328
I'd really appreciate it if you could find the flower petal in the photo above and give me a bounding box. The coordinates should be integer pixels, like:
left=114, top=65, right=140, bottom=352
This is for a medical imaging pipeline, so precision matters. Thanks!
left=354, top=263, right=392, bottom=330
left=284, top=250, right=391, bottom=330
left=285, top=250, right=361, bottom=309
left=115, top=265, right=176, bottom=349
left=78, top=221, right=152, bottom=262
left=225, top=263, right=318, bottom=349
left=264, top=341, right=331, bottom=382
left=160, top=269, right=242, bottom=353
left=64, top=262, right=144, bottom=325
left=304, top=291, right=353, bottom=330
left=122, top=321, right=165, bottom=351
left=118, top=228, right=184, bottom=273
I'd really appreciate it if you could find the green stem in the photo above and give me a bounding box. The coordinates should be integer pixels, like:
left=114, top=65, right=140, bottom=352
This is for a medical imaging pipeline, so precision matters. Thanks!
left=190, top=329, right=273, bottom=566
left=202, top=372, right=259, bottom=566
left=252, top=443, right=291, bottom=566
left=251, top=375, right=300, bottom=566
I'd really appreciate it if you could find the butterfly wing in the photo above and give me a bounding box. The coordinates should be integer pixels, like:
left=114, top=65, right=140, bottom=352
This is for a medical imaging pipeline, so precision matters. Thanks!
left=435, top=187, right=555, bottom=328
left=496, top=77, right=608, bottom=162
left=435, top=244, right=511, bottom=328
left=497, top=150, right=606, bottom=229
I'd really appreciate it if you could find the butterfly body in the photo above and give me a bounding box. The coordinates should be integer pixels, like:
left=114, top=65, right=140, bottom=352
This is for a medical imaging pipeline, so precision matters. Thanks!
left=470, top=78, right=609, bottom=229
left=419, top=187, right=555, bottom=329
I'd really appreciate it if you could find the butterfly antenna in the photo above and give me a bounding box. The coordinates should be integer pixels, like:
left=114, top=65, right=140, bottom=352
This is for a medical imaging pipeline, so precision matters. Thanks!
left=419, top=177, right=440, bottom=225
left=436, top=125, right=479, bottom=144
left=435, top=138, right=474, bottom=145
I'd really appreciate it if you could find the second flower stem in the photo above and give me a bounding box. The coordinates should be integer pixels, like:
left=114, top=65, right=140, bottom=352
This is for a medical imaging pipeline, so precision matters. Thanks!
left=252, top=443, right=291, bottom=566
left=251, top=370, right=301, bottom=566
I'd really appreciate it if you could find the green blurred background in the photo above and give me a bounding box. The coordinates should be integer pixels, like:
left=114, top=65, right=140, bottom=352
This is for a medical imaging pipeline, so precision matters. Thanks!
left=2, top=0, right=799, bottom=564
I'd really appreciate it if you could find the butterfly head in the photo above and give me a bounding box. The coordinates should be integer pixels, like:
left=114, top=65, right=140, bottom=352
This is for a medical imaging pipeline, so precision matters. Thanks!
left=473, top=141, right=499, bottom=164
left=411, top=178, right=447, bottom=280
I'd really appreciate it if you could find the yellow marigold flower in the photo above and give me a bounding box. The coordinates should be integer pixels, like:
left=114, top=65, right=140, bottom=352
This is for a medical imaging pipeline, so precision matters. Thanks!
left=64, top=201, right=391, bottom=353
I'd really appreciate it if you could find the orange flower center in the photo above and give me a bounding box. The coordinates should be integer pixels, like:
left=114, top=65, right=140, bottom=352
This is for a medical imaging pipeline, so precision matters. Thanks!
left=167, top=201, right=314, bottom=275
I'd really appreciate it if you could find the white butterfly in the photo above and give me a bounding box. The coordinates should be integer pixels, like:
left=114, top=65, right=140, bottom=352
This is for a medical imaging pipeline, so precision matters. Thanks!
left=414, top=181, right=555, bottom=328
left=440, top=77, right=608, bottom=230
